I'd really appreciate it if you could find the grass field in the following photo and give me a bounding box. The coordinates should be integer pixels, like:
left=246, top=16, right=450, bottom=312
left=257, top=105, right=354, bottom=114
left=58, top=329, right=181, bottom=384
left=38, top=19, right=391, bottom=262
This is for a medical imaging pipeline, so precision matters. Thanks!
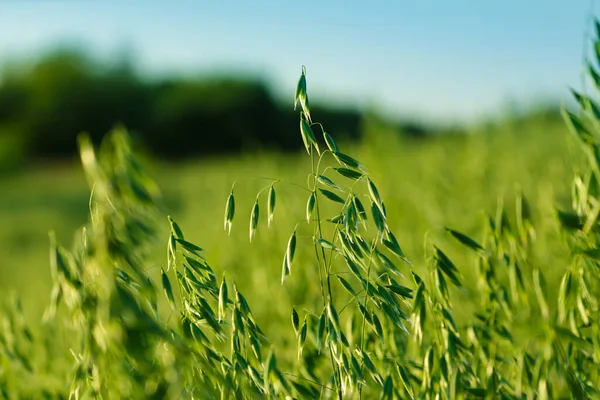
left=0, top=112, right=574, bottom=331
left=7, top=0, right=600, bottom=395
left=2, top=101, right=593, bottom=397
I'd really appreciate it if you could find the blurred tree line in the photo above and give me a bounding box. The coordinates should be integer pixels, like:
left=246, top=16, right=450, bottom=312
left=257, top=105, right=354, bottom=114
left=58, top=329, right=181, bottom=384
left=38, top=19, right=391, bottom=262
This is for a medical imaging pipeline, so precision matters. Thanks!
left=0, top=46, right=561, bottom=169
left=0, top=47, right=390, bottom=164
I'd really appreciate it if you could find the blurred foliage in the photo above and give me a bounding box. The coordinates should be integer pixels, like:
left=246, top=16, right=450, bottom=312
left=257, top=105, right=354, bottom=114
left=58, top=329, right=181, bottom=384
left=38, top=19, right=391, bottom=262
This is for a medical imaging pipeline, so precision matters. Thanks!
left=0, top=46, right=565, bottom=172
left=0, top=47, right=378, bottom=164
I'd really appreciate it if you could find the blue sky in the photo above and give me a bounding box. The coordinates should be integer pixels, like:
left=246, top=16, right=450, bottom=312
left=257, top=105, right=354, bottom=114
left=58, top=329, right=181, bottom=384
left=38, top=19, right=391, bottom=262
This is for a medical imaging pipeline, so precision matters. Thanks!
left=0, top=1, right=598, bottom=123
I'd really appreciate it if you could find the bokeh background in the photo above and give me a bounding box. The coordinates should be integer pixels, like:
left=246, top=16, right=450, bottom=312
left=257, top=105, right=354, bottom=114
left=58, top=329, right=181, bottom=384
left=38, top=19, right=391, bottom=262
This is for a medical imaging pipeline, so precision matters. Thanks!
left=0, top=1, right=597, bottom=334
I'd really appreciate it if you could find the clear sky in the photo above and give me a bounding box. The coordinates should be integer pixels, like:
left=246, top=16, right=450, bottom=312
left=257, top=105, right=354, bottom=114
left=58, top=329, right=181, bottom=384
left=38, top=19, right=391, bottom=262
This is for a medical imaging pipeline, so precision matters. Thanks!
left=0, top=1, right=598, bottom=123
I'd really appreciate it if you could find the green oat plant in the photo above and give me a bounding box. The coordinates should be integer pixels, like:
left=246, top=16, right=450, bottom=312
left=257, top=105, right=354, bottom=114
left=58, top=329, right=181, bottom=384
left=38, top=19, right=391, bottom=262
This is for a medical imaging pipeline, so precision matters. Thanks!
left=222, top=67, right=558, bottom=398
left=6, top=19, right=600, bottom=399
left=225, top=65, right=420, bottom=399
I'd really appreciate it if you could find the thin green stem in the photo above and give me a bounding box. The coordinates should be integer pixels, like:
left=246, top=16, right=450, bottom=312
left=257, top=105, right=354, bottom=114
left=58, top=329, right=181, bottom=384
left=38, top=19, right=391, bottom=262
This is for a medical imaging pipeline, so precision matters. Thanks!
left=315, top=148, right=332, bottom=176
left=313, top=239, right=327, bottom=308
left=281, top=373, right=335, bottom=392
left=339, top=289, right=365, bottom=314
left=253, top=176, right=311, bottom=192
left=310, top=144, right=343, bottom=400
left=358, top=235, right=380, bottom=400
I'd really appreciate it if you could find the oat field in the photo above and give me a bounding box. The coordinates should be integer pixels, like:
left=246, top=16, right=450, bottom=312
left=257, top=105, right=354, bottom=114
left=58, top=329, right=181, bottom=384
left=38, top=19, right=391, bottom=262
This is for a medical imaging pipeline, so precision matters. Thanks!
left=3, top=19, right=600, bottom=400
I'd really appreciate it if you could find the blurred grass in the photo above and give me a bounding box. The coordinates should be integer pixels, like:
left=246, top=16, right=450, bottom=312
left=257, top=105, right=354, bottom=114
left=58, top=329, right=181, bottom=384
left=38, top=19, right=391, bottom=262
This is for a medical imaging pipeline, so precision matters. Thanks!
left=0, top=114, right=578, bottom=351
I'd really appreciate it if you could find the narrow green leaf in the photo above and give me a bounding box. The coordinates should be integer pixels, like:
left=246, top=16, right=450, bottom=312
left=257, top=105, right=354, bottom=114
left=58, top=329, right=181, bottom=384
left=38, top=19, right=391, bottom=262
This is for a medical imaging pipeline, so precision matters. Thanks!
left=341, top=352, right=350, bottom=374
left=316, top=312, right=326, bottom=353
left=235, top=286, right=252, bottom=316
left=315, top=237, right=336, bottom=251
left=445, top=227, right=486, bottom=254
left=306, top=192, right=316, bottom=222
left=337, top=276, right=357, bottom=296
left=412, top=272, right=423, bottom=286
left=589, top=62, right=600, bottom=87
left=327, top=214, right=344, bottom=224
left=381, top=302, right=408, bottom=332
left=335, top=167, right=363, bottom=180
left=358, top=349, right=378, bottom=379
left=358, top=304, right=373, bottom=324
left=564, top=110, right=594, bottom=145
left=333, top=152, right=361, bottom=169
left=249, top=201, right=259, bottom=242
left=346, top=257, right=364, bottom=279
left=441, top=307, right=457, bottom=333
left=175, top=270, right=191, bottom=294
left=572, top=87, right=600, bottom=120
left=161, top=269, right=176, bottom=310
left=292, top=308, right=300, bottom=334
left=434, top=246, right=462, bottom=287
left=323, top=130, right=339, bottom=153
left=316, top=174, right=341, bottom=190
left=338, top=230, right=361, bottom=258
left=355, top=233, right=370, bottom=254
left=382, top=233, right=405, bottom=259
left=571, top=88, right=588, bottom=109
left=319, top=188, right=345, bottom=204
left=190, top=322, right=209, bottom=344
left=558, top=271, right=572, bottom=322
left=287, top=230, right=297, bottom=264
left=250, top=336, right=262, bottom=362
left=554, top=326, right=590, bottom=347
left=282, top=231, right=296, bottom=284
left=168, top=216, right=184, bottom=240
left=367, top=178, right=384, bottom=216
left=167, top=233, right=177, bottom=270
left=350, top=354, right=365, bottom=383
left=327, top=302, right=341, bottom=337
left=435, top=268, right=450, bottom=306
left=533, top=268, right=549, bottom=320
left=386, top=283, right=413, bottom=299
left=291, top=381, right=319, bottom=398
left=281, top=255, right=291, bottom=285
left=371, top=201, right=387, bottom=235
left=218, top=277, right=228, bottom=322
left=396, top=363, right=414, bottom=399
left=264, top=350, right=276, bottom=390
left=267, top=185, right=276, bottom=227
left=224, top=191, right=235, bottom=235
left=345, top=200, right=358, bottom=233
left=175, top=238, right=205, bottom=254
left=372, top=312, right=384, bottom=342
left=294, top=70, right=306, bottom=110
left=376, top=249, right=400, bottom=275
left=377, top=284, right=397, bottom=307
left=381, top=375, right=393, bottom=400
left=298, top=318, right=308, bottom=359
left=233, top=306, right=245, bottom=335
left=294, top=67, right=310, bottom=121
left=354, top=196, right=367, bottom=221
left=300, top=115, right=317, bottom=154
